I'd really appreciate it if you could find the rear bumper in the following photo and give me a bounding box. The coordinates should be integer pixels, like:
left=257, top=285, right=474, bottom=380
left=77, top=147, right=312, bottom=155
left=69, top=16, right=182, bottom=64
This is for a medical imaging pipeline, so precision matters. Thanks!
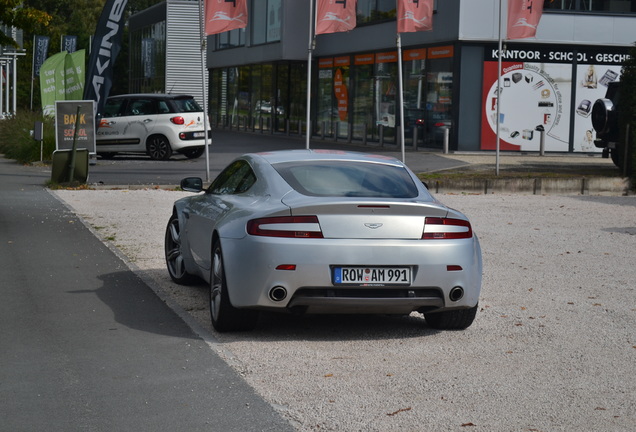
left=221, top=235, right=482, bottom=313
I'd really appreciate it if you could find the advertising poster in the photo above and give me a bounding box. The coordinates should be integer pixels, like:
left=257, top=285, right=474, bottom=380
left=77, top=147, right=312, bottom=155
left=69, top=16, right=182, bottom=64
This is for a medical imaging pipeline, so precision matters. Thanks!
left=573, top=63, right=621, bottom=152
left=481, top=45, right=628, bottom=152
left=55, top=100, right=96, bottom=154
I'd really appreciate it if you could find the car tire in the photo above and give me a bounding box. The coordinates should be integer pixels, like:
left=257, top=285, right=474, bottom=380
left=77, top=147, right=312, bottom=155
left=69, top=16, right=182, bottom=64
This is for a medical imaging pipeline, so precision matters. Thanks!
left=165, top=214, right=197, bottom=285
left=210, top=241, right=259, bottom=332
left=182, top=147, right=205, bottom=159
left=610, top=144, right=626, bottom=171
left=147, top=135, right=173, bottom=160
left=424, top=304, right=478, bottom=330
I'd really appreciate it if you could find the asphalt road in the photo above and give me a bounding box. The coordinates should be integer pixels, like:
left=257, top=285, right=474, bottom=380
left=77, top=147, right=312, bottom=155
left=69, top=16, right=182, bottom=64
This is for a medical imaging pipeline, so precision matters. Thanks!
left=87, top=130, right=466, bottom=186
left=0, top=157, right=295, bottom=431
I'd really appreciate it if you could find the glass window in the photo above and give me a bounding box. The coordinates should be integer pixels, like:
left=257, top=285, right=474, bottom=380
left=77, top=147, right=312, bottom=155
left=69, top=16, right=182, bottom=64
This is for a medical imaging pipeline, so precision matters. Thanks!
left=129, top=21, right=166, bottom=93
left=217, top=28, right=246, bottom=49
left=317, top=65, right=336, bottom=137
left=208, top=160, right=256, bottom=195
left=357, top=0, right=397, bottom=24
left=543, top=0, right=636, bottom=13
left=352, top=64, right=374, bottom=140
left=252, top=0, right=282, bottom=45
left=171, top=97, right=203, bottom=113
left=125, top=99, right=157, bottom=116
left=102, top=98, right=125, bottom=117
left=274, top=161, right=418, bottom=198
left=375, top=61, right=398, bottom=142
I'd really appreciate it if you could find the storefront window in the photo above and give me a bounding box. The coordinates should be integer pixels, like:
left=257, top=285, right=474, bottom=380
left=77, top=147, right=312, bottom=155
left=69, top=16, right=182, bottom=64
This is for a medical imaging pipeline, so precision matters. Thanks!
left=260, top=64, right=274, bottom=131
left=289, top=63, right=308, bottom=134
left=317, top=59, right=336, bottom=137
left=129, top=22, right=166, bottom=93
left=374, top=54, right=398, bottom=144
left=226, top=67, right=240, bottom=127
left=334, top=58, right=351, bottom=139
left=352, top=61, right=374, bottom=141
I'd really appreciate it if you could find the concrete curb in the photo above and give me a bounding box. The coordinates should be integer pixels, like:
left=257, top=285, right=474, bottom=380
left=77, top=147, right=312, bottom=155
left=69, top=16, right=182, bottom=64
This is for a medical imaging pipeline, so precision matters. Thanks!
left=87, top=177, right=632, bottom=196
left=428, top=176, right=632, bottom=196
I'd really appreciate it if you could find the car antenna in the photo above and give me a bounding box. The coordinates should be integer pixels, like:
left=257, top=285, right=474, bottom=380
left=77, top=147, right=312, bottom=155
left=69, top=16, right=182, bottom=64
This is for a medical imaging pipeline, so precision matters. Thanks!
left=168, top=82, right=177, bottom=94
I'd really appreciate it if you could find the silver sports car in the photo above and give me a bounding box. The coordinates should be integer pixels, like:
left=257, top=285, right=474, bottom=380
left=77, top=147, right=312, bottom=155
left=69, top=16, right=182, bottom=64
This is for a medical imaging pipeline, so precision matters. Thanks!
left=165, top=150, right=482, bottom=332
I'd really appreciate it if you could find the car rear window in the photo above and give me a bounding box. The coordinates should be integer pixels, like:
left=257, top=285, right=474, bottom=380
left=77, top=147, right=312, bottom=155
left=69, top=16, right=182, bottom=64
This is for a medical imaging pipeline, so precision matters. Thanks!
left=172, top=97, right=203, bottom=113
left=273, top=161, right=419, bottom=198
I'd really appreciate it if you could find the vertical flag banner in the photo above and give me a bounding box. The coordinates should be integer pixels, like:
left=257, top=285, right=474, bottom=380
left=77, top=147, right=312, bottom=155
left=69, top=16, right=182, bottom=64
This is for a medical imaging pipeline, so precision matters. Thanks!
left=84, top=0, right=128, bottom=115
left=142, top=38, right=154, bottom=78
left=397, top=0, right=434, bottom=33
left=39, top=52, right=67, bottom=116
left=62, top=35, right=79, bottom=53
left=205, top=0, right=248, bottom=35
left=33, top=36, right=50, bottom=77
left=316, top=0, right=357, bottom=35
left=507, top=0, right=544, bottom=39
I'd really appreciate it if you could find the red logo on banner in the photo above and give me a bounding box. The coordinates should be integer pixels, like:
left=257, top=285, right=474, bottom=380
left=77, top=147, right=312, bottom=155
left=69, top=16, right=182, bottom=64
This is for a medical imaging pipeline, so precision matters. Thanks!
left=316, top=0, right=357, bottom=35
left=397, top=0, right=434, bottom=33
left=205, top=0, right=248, bottom=35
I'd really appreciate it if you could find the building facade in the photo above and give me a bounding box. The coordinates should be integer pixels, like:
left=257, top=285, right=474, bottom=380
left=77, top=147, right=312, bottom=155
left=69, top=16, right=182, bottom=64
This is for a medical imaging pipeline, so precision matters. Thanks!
left=130, top=0, right=636, bottom=153
left=128, top=0, right=207, bottom=106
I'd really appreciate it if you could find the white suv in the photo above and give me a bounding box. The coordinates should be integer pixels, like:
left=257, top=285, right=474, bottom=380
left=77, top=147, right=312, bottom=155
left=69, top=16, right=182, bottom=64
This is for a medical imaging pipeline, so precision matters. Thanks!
left=96, top=94, right=210, bottom=160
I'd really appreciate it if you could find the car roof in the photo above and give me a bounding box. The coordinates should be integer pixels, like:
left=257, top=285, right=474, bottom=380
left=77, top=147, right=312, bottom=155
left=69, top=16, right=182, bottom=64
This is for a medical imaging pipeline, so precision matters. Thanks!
left=250, top=149, right=406, bottom=167
left=106, top=93, right=194, bottom=100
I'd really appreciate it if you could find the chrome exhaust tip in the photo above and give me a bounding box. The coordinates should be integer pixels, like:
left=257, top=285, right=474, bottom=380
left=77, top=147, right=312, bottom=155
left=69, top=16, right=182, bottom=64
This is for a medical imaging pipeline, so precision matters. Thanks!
left=449, top=286, right=464, bottom=302
left=269, top=286, right=288, bottom=302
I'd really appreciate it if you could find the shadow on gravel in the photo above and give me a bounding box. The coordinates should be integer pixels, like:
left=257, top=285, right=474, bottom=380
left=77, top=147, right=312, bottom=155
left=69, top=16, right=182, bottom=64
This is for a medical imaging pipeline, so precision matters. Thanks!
left=222, top=312, right=443, bottom=342
left=575, top=195, right=636, bottom=206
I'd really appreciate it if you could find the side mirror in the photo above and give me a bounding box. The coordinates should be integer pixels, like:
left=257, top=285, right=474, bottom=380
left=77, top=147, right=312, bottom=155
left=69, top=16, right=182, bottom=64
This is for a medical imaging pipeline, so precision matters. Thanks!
left=180, top=177, right=204, bottom=192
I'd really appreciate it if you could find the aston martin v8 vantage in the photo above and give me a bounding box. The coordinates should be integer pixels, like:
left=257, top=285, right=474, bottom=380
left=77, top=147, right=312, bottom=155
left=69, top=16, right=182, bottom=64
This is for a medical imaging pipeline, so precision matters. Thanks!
left=165, top=150, right=482, bottom=332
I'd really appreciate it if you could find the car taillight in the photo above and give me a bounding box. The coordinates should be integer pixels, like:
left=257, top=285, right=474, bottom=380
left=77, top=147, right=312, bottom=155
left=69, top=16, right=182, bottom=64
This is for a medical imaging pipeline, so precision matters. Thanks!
left=247, top=216, right=323, bottom=238
left=170, top=116, right=185, bottom=125
left=422, top=217, right=472, bottom=240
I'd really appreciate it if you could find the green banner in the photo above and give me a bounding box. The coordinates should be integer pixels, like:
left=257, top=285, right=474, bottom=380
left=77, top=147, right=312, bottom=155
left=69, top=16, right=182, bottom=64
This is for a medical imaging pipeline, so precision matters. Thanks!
left=40, top=52, right=67, bottom=116
left=55, top=51, right=68, bottom=102
left=39, top=50, right=86, bottom=116
left=64, top=50, right=85, bottom=100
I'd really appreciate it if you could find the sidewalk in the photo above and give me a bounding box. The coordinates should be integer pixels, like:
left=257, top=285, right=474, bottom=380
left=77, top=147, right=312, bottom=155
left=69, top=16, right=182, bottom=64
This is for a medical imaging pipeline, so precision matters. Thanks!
left=420, top=151, right=631, bottom=195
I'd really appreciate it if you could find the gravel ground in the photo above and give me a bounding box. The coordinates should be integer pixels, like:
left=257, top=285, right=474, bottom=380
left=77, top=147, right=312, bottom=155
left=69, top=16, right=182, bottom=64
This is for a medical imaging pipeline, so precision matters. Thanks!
left=52, top=189, right=636, bottom=431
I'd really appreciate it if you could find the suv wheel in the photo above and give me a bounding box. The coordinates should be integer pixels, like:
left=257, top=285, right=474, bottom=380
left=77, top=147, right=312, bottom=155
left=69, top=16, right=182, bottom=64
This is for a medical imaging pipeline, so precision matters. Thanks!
left=147, top=135, right=173, bottom=160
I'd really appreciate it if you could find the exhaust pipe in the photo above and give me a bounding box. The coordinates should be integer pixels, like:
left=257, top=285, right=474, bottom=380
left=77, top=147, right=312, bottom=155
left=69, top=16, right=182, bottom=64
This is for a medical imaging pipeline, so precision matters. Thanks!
left=269, top=286, right=288, bottom=302
left=449, top=286, right=464, bottom=302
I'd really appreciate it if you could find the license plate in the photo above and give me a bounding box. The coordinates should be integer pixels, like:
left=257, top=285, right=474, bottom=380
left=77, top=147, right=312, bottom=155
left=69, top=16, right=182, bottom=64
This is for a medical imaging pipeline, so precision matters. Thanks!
left=193, top=132, right=205, bottom=138
left=333, top=266, right=411, bottom=286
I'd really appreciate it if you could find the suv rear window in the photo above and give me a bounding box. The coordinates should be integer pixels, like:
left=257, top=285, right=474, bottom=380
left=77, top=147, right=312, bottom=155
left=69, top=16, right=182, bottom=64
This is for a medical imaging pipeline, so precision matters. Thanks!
left=273, top=161, right=419, bottom=198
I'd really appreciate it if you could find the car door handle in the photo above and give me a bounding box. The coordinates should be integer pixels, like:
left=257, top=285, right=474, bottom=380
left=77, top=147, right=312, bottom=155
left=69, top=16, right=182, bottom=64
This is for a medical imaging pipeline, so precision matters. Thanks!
left=143, top=118, right=153, bottom=123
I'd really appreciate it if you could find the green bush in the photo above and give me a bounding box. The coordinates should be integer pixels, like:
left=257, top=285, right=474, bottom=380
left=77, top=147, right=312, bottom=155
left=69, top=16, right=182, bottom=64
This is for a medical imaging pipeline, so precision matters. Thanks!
left=0, top=111, right=56, bottom=164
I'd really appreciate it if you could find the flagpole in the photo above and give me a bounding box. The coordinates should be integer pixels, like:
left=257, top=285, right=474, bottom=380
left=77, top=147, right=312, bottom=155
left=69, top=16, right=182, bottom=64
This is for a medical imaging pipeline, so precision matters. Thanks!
left=396, top=33, right=406, bottom=163
left=199, top=0, right=211, bottom=182
left=496, top=0, right=503, bottom=176
left=305, top=0, right=315, bottom=149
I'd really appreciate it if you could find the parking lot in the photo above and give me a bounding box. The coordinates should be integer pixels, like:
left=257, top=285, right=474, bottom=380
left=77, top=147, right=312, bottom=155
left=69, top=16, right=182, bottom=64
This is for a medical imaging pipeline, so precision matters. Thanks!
left=54, top=187, right=636, bottom=431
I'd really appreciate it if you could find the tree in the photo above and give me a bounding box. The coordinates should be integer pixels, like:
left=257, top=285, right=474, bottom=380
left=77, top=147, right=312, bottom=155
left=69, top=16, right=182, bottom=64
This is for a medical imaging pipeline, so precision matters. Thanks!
left=0, top=0, right=51, bottom=46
